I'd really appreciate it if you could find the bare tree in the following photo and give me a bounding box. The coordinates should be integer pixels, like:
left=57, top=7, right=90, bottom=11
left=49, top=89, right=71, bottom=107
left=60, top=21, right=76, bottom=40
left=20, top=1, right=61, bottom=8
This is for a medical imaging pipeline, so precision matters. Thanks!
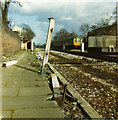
left=96, top=17, right=112, bottom=28
left=112, top=8, right=117, bottom=24
left=52, top=28, right=78, bottom=46
left=21, top=24, right=36, bottom=42
left=0, top=0, right=22, bottom=26
left=79, top=23, right=91, bottom=37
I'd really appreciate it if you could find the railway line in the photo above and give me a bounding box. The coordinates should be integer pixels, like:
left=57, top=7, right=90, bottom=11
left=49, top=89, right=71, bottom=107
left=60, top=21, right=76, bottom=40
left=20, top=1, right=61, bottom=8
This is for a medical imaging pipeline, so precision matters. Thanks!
left=45, top=50, right=118, bottom=119
left=47, top=63, right=103, bottom=119
left=52, top=49, right=118, bottom=62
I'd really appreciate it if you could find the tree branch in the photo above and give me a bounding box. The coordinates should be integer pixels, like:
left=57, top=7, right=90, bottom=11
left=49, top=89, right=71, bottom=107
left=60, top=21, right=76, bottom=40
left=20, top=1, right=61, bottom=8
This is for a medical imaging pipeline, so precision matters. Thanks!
left=11, top=1, right=23, bottom=7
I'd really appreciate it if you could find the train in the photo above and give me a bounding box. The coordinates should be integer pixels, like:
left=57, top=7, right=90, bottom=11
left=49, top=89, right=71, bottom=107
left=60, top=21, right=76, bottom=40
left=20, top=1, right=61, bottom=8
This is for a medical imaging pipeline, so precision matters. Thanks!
left=73, top=37, right=83, bottom=46
left=52, top=35, right=117, bottom=53
left=87, top=35, right=117, bottom=53
left=52, top=37, right=83, bottom=50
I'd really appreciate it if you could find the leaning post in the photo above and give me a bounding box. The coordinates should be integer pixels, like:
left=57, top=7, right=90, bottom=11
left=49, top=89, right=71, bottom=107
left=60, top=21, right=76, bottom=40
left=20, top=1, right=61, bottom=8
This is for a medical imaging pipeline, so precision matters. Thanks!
left=42, top=17, right=55, bottom=73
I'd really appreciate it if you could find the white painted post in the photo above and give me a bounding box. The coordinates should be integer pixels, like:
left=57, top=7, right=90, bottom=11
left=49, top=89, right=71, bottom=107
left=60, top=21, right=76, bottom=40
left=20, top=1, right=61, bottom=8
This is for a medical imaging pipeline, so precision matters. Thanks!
left=25, top=42, right=27, bottom=50
left=21, top=41, right=23, bottom=49
left=81, top=42, right=84, bottom=52
left=63, top=45, right=65, bottom=50
left=31, top=39, right=34, bottom=51
left=42, top=18, right=55, bottom=72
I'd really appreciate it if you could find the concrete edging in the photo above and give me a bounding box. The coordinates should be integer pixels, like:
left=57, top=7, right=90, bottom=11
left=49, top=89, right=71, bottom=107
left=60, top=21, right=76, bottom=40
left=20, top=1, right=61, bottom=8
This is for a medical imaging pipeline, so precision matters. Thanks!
left=47, top=63, right=103, bottom=119
left=3, top=60, right=18, bottom=67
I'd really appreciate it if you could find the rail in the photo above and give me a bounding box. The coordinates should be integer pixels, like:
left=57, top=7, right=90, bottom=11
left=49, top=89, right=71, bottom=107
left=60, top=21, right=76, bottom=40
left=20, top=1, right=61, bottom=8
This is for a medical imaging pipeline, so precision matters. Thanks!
left=53, top=49, right=118, bottom=62
left=47, top=63, right=103, bottom=119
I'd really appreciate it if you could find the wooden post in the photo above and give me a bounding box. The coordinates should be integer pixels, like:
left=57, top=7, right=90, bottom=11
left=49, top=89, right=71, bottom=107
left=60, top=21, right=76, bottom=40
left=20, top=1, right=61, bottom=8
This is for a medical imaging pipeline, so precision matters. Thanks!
left=42, top=17, right=55, bottom=73
left=61, top=84, right=67, bottom=106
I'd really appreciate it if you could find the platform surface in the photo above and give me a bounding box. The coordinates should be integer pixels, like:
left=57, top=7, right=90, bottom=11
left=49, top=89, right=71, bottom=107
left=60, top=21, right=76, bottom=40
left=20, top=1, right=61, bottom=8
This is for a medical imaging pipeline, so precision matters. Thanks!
left=1, top=51, right=63, bottom=118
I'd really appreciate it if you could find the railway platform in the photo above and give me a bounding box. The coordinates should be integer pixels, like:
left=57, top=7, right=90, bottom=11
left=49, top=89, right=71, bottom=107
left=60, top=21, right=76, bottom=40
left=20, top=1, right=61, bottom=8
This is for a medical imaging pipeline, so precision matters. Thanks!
left=1, top=50, right=63, bottom=119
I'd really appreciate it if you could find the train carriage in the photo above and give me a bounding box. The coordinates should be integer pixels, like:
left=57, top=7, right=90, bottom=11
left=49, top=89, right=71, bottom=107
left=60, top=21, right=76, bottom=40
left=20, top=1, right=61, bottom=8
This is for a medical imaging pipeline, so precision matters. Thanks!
left=87, top=36, right=117, bottom=52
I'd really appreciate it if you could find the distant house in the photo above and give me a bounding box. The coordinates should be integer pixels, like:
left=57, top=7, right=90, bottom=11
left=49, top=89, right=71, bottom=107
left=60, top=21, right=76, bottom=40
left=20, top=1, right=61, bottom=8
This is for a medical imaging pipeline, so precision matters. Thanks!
left=12, top=25, right=34, bottom=51
left=12, top=26, right=27, bottom=50
left=12, top=26, right=22, bottom=38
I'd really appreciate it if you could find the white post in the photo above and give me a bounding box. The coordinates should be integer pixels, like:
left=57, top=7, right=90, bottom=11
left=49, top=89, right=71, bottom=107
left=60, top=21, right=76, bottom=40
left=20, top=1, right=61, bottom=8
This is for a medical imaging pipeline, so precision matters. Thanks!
left=25, top=42, right=27, bottom=50
left=31, top=39, right=34, bottom=51
left=21, top=41, right=23, bottom=49
left=42, top=18, right=55, bottom=72
left=63, top=45, right=65, bottom=50
left=81, top=42, right=84, bottom=52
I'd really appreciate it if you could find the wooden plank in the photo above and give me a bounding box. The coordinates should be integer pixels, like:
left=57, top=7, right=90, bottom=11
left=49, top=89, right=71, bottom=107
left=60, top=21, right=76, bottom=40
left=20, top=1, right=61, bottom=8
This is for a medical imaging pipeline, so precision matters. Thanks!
left=47, top=63, right=103, bottom=119
left=3, top=60, right=18, bottom=67
left=48, top=64, right=68, bottom=85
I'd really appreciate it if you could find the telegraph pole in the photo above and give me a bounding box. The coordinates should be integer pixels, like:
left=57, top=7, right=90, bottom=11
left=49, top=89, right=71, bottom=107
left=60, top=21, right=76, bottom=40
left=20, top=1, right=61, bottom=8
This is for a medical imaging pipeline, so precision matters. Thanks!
left=42, top=17, right=55, bottom=73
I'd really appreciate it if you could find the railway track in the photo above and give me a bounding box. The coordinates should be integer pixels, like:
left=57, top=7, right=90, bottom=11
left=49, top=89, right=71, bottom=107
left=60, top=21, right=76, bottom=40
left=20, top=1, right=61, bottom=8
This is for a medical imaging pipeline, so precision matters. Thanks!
left=34, top=49, right=117, bottom=119
left=52, top=49, right=118, bottom=62
left=47, top=50, right=117, bottom=119
left=47, top=63, right=103, bottom=119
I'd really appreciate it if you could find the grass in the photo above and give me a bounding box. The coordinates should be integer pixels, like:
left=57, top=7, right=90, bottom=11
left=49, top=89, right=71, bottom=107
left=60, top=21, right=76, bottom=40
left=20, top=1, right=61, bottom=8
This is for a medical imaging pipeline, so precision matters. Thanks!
left=5, top=50, right=25, bottom=58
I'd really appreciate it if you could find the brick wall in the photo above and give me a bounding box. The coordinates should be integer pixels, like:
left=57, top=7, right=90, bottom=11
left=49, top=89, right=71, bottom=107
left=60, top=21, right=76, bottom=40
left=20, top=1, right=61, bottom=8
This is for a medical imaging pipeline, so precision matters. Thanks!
left=1, top=26, right=21, bottom=56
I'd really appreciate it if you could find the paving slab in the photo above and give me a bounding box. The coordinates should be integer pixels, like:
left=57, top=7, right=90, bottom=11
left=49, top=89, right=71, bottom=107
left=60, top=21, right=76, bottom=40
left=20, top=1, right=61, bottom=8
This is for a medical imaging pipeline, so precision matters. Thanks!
left=2, top=51, right=63, bottom=118
left=1, top=111, right=12, bottom=118
left=7, top=72, right=26, bottom=78
left=2, top=66, right=17, bottom=76
left=6, top=81, right=47, bottom=88
left=3, top=76, right=22, bottom=83
left=2, top=88, right=18, bottom=96
left=13, top=108, right=63, bottom=118
left=1, top=81, right=6, bottom=87
left=2, top=96, right=58, bottom=110
left=5, top=72, right=43, bottom=82
left=19, top=87, right=52, bottom=96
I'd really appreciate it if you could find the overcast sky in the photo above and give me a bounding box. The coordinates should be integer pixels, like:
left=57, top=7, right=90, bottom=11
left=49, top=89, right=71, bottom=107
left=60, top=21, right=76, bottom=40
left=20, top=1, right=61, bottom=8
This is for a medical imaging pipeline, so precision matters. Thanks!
left=8, top=0, right=117, bottom=45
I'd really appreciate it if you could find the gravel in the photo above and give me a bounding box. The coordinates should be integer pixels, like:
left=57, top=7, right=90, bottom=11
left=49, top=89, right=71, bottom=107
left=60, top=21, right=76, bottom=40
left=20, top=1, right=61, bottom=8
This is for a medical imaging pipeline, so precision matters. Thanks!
left=49, top=51, right=118, bottom=119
